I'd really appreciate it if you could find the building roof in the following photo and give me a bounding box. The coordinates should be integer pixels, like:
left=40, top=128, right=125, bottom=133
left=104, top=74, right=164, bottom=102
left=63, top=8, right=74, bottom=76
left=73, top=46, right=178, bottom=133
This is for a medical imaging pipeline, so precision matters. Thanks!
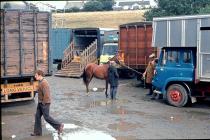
left=64, top=1, right=86, bottom=9
left=118, top=1, right=150, bottom=6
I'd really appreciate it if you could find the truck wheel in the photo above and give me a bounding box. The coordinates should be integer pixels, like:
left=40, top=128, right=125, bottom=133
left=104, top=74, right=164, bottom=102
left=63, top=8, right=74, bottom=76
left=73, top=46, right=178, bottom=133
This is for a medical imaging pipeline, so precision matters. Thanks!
left=127, top=71, right=136, bottom=78
left=166, top=84, right=188, bottom=107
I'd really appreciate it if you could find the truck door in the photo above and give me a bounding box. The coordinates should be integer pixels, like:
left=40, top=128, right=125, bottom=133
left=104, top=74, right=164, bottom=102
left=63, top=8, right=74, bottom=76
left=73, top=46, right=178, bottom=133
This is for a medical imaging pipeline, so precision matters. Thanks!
left=153, top=49, right=181, bottom=91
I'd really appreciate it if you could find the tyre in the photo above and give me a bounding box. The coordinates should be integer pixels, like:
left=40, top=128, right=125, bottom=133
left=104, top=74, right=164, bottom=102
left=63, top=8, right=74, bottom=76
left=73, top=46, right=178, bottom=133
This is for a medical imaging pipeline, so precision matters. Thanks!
left=127, top=71, right=136, bottom=78
left=166, top=84, right=188, bottom=107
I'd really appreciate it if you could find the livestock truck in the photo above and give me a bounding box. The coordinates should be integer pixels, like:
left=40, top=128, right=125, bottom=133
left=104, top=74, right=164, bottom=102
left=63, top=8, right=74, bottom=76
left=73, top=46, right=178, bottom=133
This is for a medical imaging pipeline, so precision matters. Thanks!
left=1, top=10, right=52, bottom=103
left=55, top=28, right=104, bottom=77
left=118, top=22, right=158, bottom=78
left=152, top=15, right=210, bottom=107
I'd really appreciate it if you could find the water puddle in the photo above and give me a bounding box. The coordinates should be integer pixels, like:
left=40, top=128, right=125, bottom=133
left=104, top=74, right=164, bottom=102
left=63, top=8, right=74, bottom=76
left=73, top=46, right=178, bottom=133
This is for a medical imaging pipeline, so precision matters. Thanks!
left=85, top=99, right=131, bottom=109
left=46, top=123, right=116, bottom=140
left=85, top=99, right=113, bottom=108
left=90, top=87, right=105, bottom=92
left=108, top=121, right=141, bottom=131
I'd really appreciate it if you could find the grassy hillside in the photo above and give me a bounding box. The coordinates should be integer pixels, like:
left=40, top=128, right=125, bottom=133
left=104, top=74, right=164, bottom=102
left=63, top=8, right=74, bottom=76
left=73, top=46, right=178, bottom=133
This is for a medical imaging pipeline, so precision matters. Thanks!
left=52, top=10, right=146, bottom=29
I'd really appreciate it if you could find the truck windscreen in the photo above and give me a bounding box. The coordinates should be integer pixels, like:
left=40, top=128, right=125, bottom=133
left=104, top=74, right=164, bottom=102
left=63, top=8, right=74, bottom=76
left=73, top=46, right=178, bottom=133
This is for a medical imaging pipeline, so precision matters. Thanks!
left=102, top=45, right=118, bottom=55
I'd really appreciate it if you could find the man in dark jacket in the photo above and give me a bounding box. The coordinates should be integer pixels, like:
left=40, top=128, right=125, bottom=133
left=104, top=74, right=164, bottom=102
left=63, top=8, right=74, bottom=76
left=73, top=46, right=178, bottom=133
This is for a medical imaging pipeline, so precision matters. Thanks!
left=108, top=61, right=119, bottom=100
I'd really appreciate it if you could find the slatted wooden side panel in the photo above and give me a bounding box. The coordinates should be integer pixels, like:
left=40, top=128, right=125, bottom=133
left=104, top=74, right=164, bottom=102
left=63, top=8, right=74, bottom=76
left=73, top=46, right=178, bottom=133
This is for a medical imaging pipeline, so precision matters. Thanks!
left=21, top=12, right=35, bottom=75
left=36, top=12, right=50, bottom=75
left=1, top=11, right=4, bottom=77
left=1, top=10, right=51, bottom=78
left=3, top=11, right=20, bottom=76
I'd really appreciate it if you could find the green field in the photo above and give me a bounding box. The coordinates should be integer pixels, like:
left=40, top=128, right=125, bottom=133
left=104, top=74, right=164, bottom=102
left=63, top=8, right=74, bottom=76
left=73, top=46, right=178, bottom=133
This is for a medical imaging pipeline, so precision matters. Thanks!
left=52, top=10, right=146, bottom=29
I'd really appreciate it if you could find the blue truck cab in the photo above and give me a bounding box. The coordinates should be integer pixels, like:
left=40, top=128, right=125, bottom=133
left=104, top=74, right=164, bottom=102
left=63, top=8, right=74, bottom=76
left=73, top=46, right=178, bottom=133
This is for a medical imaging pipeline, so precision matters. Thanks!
left=153, top=47, right=197, bottom=106
left=152, top=15, right=210, bottom=107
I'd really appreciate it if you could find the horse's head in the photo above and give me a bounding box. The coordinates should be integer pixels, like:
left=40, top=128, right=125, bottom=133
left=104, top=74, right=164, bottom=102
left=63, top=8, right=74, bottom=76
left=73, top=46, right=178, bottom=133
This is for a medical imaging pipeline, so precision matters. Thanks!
left=108, top=55, right=121, bottom=65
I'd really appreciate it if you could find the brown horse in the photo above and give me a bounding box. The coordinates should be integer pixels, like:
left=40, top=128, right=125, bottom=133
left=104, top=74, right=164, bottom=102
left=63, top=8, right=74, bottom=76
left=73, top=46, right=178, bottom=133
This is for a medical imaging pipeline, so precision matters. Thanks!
left=82, top=55, right=120, bottom=98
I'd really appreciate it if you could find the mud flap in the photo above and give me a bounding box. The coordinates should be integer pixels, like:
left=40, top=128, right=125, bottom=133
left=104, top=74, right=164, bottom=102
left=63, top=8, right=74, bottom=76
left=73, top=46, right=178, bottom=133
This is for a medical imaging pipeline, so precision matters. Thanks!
left=191, top=96, right=197, bottom=103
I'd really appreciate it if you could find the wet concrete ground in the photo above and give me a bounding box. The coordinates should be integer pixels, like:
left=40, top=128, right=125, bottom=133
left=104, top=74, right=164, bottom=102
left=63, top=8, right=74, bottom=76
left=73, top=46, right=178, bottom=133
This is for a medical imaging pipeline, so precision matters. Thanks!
left=2, top=75, right=210, bottom=140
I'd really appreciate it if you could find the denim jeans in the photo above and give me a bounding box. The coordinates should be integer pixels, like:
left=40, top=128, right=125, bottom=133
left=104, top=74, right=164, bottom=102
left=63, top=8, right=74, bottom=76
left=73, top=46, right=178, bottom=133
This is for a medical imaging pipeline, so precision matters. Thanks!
left=34, top=103, right=61, bottom=135
left=110, top=86, right=118, bottom=99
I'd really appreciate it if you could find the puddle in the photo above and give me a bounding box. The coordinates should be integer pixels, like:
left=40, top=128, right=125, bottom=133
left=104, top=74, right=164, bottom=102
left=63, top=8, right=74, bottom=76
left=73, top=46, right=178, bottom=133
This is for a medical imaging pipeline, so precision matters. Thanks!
left=2, top=111, right=24, bottom=116
left=108, top=121, right=141, bottom=131
left=85, top=99, right=131, bottom=109
left=110, top=106, right=128, bottom=115
left=46, top=123, right=116, bottom=140
left=90, top=87, right=105, bottom=92
left=85, top=99, right=113, bottom=108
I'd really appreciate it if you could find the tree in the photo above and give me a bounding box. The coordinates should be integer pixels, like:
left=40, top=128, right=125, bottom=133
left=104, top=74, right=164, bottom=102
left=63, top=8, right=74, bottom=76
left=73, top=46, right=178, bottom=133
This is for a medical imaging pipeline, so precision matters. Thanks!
left=199, top=5, right=210, bottom=14
left=144, top=0, right=210, bottom=21
left=97, top=0, right=115, bottom=10
left=83, top=0, right=115, bottom=11
left=3, top=2, right=11, bottom=9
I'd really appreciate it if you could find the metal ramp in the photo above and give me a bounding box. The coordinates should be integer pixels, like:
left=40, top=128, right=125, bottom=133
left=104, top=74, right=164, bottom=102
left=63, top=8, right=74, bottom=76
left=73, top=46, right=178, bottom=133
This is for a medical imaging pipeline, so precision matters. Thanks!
left=54, top=40, right=98, bottom=78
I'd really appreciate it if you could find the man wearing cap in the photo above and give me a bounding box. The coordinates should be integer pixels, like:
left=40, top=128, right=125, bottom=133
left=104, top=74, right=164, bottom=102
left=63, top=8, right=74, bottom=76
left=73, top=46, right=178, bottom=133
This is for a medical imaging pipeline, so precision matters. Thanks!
left=143, top=53, right=156, bottom=97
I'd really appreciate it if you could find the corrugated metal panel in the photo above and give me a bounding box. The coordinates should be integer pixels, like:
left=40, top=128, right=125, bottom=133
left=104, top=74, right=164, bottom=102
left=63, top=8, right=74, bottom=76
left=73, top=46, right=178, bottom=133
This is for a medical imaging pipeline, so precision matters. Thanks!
left=152, top=14, right=210, bottom=82
left=152, top=14, right=210, bottom=48
left=51, top=28, right=72, bottom=61
left=119, top=22, right=157, bottom=70
left=198, top=18, right=210, bottom=81
left=170, top=20, right=182, bottom=46
left=185, top=19, right=197, bottom=47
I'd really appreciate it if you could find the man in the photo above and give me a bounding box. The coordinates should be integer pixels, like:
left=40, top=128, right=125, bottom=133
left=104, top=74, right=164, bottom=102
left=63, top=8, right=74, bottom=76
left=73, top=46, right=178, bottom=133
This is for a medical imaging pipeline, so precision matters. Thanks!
left=31, top=70, right=64, bottom=136
left=143, top=53, right=156, bottom=97
left=108, top=61, right=119, bottom=100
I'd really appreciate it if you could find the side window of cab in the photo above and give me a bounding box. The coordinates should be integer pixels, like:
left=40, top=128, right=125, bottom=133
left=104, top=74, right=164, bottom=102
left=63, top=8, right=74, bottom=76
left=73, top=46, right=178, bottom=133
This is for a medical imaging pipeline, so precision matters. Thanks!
left=166, top=50, right=179, bottom=65
left=183, top=50, right=192, bottom=64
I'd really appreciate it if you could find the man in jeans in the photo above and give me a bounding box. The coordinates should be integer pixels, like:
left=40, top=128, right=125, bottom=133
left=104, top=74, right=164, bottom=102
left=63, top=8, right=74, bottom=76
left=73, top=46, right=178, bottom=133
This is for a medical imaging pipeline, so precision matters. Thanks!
left=108, top=61, right=119, bottom=100
left=31, top=70, right=64, bottom=136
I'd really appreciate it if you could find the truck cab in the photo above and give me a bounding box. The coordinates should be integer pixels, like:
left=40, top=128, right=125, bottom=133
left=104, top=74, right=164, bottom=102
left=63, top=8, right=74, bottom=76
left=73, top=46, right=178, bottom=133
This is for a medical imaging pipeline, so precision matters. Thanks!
left=152, top=47, right=205, bottom=107
left=153, top=47, right=196, bottom=92
left=99, top=43, right=118, bottom=64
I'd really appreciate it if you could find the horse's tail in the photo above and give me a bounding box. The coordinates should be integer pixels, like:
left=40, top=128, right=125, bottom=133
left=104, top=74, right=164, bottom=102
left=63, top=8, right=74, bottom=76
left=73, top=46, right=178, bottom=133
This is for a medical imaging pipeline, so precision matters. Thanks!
left=82, top=68, right=87, bottom=85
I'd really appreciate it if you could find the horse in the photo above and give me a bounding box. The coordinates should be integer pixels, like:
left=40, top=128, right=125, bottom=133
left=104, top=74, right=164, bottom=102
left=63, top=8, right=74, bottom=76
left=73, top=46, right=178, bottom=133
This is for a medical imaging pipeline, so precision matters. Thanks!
left=82, top=55, right=120, bottom=98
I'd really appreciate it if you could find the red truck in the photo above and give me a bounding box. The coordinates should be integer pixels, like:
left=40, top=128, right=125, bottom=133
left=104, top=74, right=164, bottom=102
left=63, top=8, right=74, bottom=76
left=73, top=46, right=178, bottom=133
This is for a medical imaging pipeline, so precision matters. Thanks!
left=118, top=22, right=158, bottom=78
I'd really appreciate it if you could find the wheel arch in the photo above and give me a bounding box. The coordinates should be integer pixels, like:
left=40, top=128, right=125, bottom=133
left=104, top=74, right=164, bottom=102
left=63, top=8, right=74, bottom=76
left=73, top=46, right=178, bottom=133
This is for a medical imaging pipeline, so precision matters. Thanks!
left=165, top=81, right=192, bottom=96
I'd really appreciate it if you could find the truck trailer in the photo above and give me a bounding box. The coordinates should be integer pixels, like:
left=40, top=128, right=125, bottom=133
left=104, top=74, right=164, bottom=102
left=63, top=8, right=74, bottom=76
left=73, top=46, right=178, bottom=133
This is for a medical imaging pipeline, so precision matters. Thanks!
left=51, top=28, right=72, bottom=70
left=118, top=22, right=158, bottom=78
left=1, top=10, right=52, bottom=103
left=152, top=14, right=210, bottom=107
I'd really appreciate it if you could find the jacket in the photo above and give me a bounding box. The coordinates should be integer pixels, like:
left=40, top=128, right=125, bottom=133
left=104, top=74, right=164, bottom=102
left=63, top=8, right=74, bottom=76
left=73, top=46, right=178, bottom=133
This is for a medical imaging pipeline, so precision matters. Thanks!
left=145, top=60, right=155, bottom=84
left=108, top=65, right=119, bottom=87
left=38, top=78, right=51, bottom=104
